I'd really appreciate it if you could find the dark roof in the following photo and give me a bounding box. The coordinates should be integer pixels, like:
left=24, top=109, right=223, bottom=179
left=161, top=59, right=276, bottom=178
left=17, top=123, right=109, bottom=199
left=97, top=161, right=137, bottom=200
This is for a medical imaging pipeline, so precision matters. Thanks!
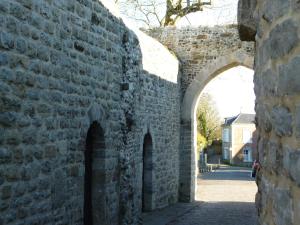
left=223, top=113, right=255, bottom=126
left=223, top=115, right=238, bottom=126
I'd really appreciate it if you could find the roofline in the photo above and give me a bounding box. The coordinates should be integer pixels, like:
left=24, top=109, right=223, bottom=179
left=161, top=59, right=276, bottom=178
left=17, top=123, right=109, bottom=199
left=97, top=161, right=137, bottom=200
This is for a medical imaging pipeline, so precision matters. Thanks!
left=222, top=113, right=255, bottom=126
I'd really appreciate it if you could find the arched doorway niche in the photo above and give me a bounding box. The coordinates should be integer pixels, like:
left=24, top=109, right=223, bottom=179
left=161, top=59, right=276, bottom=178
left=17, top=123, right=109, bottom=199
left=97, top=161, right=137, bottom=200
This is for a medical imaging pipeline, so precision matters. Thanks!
left=141, top=131, right=155, bottom=212
left=84, top=121, right=106, bottom=225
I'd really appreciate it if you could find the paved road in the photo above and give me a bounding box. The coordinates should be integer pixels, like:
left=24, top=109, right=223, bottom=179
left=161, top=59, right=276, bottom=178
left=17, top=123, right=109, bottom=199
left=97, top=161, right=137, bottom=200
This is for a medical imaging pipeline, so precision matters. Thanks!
left=143, top=165, right=258, bottom=225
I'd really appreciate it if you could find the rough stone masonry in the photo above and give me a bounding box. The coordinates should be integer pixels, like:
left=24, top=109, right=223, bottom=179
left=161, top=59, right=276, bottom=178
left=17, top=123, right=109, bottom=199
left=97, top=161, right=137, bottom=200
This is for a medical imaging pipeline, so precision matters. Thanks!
left=1, top=0, right=300, bottom=225
left=239, top=0, right=300, bottom=224
left=0, top=0, right=180, bottom=224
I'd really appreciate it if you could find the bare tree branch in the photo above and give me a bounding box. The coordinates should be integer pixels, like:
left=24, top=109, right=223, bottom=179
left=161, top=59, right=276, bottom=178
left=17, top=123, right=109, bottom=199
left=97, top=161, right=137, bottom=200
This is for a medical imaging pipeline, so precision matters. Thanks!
left=164, top=0, right=212, bottom=26
left=118, top=0, right=212, bottom=28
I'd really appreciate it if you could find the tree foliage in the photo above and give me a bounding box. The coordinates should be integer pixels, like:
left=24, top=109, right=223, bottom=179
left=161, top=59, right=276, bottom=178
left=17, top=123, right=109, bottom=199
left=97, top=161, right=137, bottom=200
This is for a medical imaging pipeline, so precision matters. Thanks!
left=196, top=93, right=221, bottom=150
left=116, top=0, right=212, bottom=28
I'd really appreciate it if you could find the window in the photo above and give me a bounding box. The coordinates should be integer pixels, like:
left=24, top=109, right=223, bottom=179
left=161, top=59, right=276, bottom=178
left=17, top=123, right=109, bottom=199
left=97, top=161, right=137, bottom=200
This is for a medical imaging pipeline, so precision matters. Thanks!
left=243, top=148, right=252, bottom=162
left=224, top=147, right=229, bottom=160
left=223, top=128, right=229, bottom=142
left=243, top=129, right=252, bottom=143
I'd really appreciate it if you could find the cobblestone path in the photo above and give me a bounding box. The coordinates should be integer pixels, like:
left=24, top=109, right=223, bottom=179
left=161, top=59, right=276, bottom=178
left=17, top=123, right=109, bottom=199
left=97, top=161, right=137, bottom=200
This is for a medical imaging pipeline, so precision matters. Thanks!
left=143, top=165, right=258, bottom=225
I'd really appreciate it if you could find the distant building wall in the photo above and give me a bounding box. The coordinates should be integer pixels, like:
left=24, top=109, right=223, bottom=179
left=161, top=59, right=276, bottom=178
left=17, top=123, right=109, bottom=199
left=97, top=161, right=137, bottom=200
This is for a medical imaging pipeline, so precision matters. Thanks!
left=222, top=123, right=257, bottom=166
left=231, top=124, right=256, bottom=165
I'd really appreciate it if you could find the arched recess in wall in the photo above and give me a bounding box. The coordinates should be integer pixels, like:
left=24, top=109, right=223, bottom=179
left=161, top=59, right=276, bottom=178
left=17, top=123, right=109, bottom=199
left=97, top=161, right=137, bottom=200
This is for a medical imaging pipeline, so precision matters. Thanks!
left=142, top=132, right=154, bottom=212
left=179, top=50, right=254, bottom=202
left=84, top=121, right=106, bottom=225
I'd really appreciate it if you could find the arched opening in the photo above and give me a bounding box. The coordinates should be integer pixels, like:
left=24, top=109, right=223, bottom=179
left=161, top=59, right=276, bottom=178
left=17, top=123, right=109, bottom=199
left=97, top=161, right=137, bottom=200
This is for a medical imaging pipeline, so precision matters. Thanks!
left=178, top=63, right=257, bottom=224
left=142, top=132, right=154, bottom=212
left=194, top=66, right=256, bottom=175
left=84, top=121, right=106, bottom=225
left=179, top=51, right=254, bottom=202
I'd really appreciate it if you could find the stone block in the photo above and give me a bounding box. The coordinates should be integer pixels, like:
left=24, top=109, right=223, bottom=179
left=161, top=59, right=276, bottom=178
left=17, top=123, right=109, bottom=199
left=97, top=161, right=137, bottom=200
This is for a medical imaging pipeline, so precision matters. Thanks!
left=38, top=178, right=50, bottom=191
left=13, top=148, right=23, bottom=163
left=68, top=165, right=79, bottom=177
left=37, top=46, right=50, bottom=61
left=1, top=185, right=12, bottom=200
left=262, top=0, right=290, bottom=23
left=261, top=69, right=277, bottom=97
left=295, top=106, right=300, bottom=137
left=268, top=20, right=299, bottom=60
left=15, top=38, right=27, bottom=54
left=23, top=147, right=33, bottom=162
left=41, top=161, right=51, bottom=174
left=32, top=147, right=43, bottom=161
left=0, top=1, right=9, bottom=13
left=5, top=129, right=22, bottom=145
left=0, top=148, right=12, bottom=163
left=14, top=183, right=26, bottom=197
left=22, top=128, right=37, bottom=145
left=10, top=2, right=29, bottom=20
left=256, top=104, right=272, bottom=133
left=5, top=166, right=20, bottom=181
left=270, top=141, right=283, bottom=172
left=270, top=106, right=292, bottom=137
left=291, top=0, right=300, bottom=11
left=287, top=150, right=300, bottom=186
left=0, top=112, right=17, bottom=127
left=16, top=0, right=32, bottom=9
left=0, top=52, right=8, bottom=66
left=44, top=145, right=57, bottom=159
left=273, top=188, right=293, bottom=225
left=0, top=32, right=14, bottom=49
left=0, top=202, right=9, bottom=212
left=279, top=56, right=300, bottom=96
left=6, top=17, right=18, bottom=34
left=20, top=23, right=30, bottom=37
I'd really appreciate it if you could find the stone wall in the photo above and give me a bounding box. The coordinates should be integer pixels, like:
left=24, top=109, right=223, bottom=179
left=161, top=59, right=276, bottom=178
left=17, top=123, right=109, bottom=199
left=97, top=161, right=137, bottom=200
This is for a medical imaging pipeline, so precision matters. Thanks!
left=0, top=1, right=180, bottom=224
left=148, top=26, right=255, bottom=202
left=239, top=0, right=300, bottom=224
left=147, top=26, right=254, bottom=97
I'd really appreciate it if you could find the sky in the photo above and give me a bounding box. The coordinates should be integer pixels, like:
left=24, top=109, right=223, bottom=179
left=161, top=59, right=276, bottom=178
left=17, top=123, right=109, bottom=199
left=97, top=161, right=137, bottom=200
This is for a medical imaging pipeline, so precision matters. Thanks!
left=117, top=0, right=239, bottom=28
left=177, top=0, right=238, bottom=27
left=200, top=66, right=255, bottom=119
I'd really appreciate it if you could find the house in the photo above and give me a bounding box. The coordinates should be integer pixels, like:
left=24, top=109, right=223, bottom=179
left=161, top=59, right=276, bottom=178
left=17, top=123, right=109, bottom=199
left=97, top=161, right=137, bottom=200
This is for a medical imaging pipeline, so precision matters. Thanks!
left=222, top=113, right=257, bottom=166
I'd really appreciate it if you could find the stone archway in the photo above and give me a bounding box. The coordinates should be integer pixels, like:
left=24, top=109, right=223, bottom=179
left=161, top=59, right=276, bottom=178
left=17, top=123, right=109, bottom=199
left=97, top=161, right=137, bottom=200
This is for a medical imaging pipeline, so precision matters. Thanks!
left=179, top=50, right=254, bottom=202
left=84, top=121, right=106, bottom=225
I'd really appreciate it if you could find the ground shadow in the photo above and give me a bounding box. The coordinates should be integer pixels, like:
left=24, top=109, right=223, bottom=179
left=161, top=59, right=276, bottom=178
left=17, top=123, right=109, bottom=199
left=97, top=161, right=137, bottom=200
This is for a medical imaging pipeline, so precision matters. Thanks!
left=143, top=201, right=258, bottom=225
